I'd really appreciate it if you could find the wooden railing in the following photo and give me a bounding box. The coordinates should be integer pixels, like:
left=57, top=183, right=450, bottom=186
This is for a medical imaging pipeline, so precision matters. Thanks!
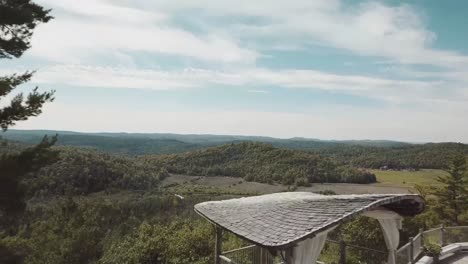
left=219, top=226, right=468, bottom=264
left=219, top=240, right=386, bottom=264
left=396, top=225, right=468, bottom=264
left=220, top=245, right=279, bottom=264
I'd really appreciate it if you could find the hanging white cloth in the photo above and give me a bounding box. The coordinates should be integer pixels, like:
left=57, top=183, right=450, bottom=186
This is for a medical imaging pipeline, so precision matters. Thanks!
left=363, top=209, right=402, bottom=264
left=292, top=226, right=336, bottom=264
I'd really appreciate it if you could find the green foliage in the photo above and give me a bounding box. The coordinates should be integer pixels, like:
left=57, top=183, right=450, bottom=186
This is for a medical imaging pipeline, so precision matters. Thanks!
left=3, top=132, right=202, bottom=155
left=0, top=73, right=55, bottom=130
left=24, top=147, right=168, bottom=197
left=319, top=143, right=468, bottom=170
left=0, top=136, right=57, bottom=215
left=147, top=142, right=376, bottom=185
left=5, top=130, right=467, bottom=171
left=341, top=217, right=387, bottom=263
left=0, top=192, right=219, bottom=264
left=320, top=217, right=387, bottom=264
left=401, top=155, right=468, bottom=238
left=431, top=154, right=468, bottom=225
left=0, top=0, right=52, bottom=59
left=101, top=219, right=213, bottom=264
left=0, top=139, right=464, bottom=263
left=423, top=240, right=442, bottom=257
left=0, top=0, right=55, bottom=218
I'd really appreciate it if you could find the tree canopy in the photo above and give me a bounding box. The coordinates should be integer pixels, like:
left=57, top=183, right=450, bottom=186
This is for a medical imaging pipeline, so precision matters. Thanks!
left=0, top=0, right=55, bottom=215
left=0, top=0, right=52, bottom=59
left=431, top=154, right=468, bottom=225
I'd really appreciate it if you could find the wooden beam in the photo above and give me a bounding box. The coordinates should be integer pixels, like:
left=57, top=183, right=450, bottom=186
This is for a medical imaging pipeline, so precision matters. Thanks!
left=285, top=247, right=294, bottom=264
left=339, top=239, right=346, bottom=264
left=215, top=226, right=223, bottom=264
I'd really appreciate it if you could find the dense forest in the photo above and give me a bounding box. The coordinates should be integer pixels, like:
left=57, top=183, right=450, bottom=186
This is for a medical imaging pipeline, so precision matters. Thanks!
left=4, top=130, right=467, bottom=170
left=318, top=142, right=468, bottom=169
left=146, top=142, right=376, bottom=185
left=1, top=134, right=467, bottom=264
left=1, top=137, right=468, bottom=263
left=26, top=148, right=169, bottom=197
left=0, top=137, right=381, bottom=264
left=1, top=140, right=375, bottom=199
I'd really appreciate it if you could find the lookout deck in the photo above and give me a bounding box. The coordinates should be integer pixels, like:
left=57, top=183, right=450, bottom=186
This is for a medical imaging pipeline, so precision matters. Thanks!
left=444, top=253, right=468, bottom=264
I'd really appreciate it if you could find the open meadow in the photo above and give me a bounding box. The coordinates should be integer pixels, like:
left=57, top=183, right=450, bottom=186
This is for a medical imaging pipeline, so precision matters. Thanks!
left=162, top=168, right=449, bottom=195
left=371, top=169, right=447, bottom=187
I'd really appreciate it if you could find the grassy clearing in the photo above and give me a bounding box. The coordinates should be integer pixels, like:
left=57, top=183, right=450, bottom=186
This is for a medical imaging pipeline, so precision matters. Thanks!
left=163, top=174, right=410, bottom=194
left=371, top=169, right=448, bottom=187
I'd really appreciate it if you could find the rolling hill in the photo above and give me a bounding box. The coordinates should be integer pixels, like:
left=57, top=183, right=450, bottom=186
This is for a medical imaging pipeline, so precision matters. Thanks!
left=145, top=142, right=376, bottom=185
left=3, top=129, right=467, bottom=170
left=2, top=129, right=410, bottom=154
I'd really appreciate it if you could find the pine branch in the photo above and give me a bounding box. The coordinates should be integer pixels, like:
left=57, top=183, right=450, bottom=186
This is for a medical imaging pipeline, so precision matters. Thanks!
left=0, top=87, right=55, bottom=131
left=0, top=71, right=34, bottom=97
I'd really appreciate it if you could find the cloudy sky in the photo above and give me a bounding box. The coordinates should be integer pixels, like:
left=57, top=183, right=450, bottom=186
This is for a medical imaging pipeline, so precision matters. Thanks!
left=2, top=0, right=468, bottom=142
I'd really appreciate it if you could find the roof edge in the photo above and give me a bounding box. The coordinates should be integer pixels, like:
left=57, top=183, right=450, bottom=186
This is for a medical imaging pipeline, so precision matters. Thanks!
left=195, top=193, right=425, bottom=249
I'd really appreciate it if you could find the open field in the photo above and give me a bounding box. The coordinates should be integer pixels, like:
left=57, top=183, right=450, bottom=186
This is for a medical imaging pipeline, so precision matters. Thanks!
left=371, top=169, right=447, bottom=187
left=163, top=169, right=448, bottom=195
left=162, top=174, right=410, bottom=195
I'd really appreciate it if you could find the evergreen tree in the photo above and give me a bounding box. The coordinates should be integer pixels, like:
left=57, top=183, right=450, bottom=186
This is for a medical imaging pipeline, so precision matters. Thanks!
left=432, top=154, right=468, bottom=225
left=0, top=0, right=55, bottom=216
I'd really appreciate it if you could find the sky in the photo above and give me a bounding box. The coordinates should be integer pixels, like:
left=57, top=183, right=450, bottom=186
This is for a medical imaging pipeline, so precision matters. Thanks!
left=2, top=0, right=468, bottom=142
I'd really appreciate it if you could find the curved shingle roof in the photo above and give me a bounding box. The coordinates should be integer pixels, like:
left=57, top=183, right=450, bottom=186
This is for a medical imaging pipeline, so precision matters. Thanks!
left=195, top=192, right=424, bottom=248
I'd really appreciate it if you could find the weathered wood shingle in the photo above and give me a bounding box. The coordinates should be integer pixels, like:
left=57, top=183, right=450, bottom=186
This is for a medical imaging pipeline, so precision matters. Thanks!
left=195, top=192, right=424, bottom=248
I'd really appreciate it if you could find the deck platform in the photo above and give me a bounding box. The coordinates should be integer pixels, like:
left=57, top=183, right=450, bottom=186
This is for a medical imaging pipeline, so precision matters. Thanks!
left=443, top=253, right=468, bottom=264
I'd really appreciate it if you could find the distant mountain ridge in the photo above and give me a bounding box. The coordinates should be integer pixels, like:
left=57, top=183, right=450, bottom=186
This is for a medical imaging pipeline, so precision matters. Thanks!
left=3, top=129, right=467, bottom=170
left=2, top=129, right=412, bottom=155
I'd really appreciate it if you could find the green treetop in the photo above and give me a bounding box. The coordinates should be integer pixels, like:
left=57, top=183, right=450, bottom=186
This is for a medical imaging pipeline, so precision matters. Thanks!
left=433, top=154, right=468, bottom=225
left=0, top=0, right=56, bottom=216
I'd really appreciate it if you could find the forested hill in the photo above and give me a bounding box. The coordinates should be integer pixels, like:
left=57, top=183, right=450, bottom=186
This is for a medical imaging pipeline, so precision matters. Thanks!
left=0, top=141, right=374, bottom=199
left=318, top=142, right=468, bottom=169
left=144, top=142, right=376, bottom=185
left=1, top=131, right=204, bottom=155
left=2, top=129, right=410, bottom=154
left=1, top=145, right=169, bottom=198
left=3, top=129, right=468, bottom=171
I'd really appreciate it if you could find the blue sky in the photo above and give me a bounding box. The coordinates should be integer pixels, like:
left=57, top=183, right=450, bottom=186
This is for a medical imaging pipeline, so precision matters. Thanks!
left=1, top=0, right=468, bottom=142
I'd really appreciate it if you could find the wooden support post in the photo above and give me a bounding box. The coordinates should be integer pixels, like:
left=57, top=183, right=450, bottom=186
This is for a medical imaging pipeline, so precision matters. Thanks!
left=441, top=224, right=446, bottom=246
left=215, top=226, right=223, bottom=264
left=419, top=228, right=424, bottom=248
left=409, top=237, right=414, bottom=263
left=285, top=247, right=294, bottom=264
left=261, top=247, right=270, bottom=264
left=339, top=239, right=346, bottom=264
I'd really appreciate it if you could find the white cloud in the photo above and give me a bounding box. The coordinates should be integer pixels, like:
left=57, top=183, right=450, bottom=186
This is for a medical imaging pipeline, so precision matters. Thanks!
left=30, top=0, right=257, bottom=64
left=31, top=64, right=448, bottom=104
left=39, top=0, right=167, bottom=24
left=31, top=65, right=245, bottom=89
left=26, top=0, right=468, bottom=72
left=136, top=0, right=468, bottom=69
left=30, top=0, right=468, bottom=68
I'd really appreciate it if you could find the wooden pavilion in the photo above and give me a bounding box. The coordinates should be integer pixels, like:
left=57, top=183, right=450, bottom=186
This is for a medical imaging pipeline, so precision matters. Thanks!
left=195, top=192, right=425, bottom=264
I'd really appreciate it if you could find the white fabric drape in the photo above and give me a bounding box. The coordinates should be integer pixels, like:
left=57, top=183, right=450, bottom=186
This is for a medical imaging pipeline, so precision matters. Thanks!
left=363, top=209, right=402, bottom=264
left=292, top=226, right=336, bottom=264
